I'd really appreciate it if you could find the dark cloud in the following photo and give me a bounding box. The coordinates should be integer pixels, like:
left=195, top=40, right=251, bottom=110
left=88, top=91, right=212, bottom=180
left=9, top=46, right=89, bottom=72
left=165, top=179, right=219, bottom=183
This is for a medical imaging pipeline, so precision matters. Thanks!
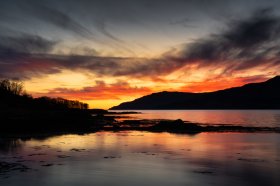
left=0, top=34, right=57, bottom=55
left=1, top=9, right=280, bottom=80
left=23, top=1, right=135, bottom=53
left=176, top=9, right=280, bottom=73
left=22, top=2, right=95, bottom=40
left=0, top=33, right=58, bottom=78
left=0, top=51, right=176, bottom=80
left=224, top=9, right=278, bottom=48
left=0, top=33, right=57, bottom=65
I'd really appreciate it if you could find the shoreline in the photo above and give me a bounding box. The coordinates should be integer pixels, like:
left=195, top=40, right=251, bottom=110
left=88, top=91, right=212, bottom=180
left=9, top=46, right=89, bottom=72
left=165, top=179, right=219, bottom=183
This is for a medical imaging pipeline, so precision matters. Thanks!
left=1, top=110, right=279, bottom=137
left=1, top=120, right=279, bottom=139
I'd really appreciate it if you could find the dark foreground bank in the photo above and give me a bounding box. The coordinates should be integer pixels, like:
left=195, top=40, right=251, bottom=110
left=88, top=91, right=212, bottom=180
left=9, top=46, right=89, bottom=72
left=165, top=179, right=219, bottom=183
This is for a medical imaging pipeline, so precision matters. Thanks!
left=1, top=114, right=280, bottom=137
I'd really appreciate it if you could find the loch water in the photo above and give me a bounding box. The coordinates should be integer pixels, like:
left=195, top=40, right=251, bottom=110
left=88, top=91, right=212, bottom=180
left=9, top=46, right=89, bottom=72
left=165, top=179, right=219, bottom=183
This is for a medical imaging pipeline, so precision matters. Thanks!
left=1, top=131, right=280, bottom=186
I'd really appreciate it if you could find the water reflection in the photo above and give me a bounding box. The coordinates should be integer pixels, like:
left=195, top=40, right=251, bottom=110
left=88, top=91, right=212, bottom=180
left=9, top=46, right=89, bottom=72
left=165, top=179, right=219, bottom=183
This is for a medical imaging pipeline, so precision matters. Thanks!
left=0, top=132, right=280, bottom=186
left=0, top=138, right=22, bottom=153
left=115, top=110, right=280, bottom=127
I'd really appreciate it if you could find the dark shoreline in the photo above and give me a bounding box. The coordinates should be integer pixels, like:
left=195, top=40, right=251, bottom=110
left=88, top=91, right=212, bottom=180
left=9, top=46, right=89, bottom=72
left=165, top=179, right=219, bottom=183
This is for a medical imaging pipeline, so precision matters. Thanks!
left=1, top=119, right=279, bottom=139
left=1, top=109, right=280, bottom=138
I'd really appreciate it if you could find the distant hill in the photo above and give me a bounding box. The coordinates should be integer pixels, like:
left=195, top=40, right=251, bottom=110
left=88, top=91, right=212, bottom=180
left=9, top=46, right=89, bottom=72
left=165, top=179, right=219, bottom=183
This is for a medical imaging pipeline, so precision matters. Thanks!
left=111, top=76, right=280, bottom=110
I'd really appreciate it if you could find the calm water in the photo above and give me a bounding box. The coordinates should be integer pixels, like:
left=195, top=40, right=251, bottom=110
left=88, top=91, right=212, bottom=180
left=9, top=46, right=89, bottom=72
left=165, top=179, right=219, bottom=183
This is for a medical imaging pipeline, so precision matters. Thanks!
left=112, top=110, right=280, bottom=127
left=0, top=131, right=280, bottom=186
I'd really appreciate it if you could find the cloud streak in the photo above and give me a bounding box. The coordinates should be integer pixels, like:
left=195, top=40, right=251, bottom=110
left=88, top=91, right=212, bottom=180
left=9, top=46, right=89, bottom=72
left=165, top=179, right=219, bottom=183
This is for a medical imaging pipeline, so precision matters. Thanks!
left=32, top=81, right=152, bottom=100
left=1, top=9, right=280, bottom=80
left=174, top=8, right=280, bottom=74
left=24, top=2, right=95, bottom=40
left=0, top=32, right=58, bottom=79
left=0, top=34, right=57, bottom=55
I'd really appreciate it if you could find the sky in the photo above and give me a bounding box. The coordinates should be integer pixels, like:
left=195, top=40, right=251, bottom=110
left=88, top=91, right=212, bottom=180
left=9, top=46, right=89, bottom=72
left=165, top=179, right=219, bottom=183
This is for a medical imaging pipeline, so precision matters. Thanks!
left=1, top=0, right=280, bottom=109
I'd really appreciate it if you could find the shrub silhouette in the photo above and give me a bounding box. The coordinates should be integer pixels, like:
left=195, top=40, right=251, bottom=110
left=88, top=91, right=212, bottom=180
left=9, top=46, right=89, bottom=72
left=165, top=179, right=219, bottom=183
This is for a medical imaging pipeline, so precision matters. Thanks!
left=0, top=79, right=88, bottom=110
left=0, top=79, right=92, bottom=132
left=0, top=79, right=24, bottom=96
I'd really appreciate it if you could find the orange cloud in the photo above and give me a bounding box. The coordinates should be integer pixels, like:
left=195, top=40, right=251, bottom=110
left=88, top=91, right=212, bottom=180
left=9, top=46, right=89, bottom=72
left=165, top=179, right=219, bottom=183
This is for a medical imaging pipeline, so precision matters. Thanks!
left=32, top=81, right=153, bottom=101
left=179, top=75, right=269, bottom=93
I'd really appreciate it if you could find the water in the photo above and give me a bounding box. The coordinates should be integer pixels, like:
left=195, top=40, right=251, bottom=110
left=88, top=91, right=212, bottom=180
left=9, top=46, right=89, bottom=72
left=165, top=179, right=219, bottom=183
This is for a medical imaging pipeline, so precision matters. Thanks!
left=0, top=132, right=280, bottom=186
left=112, top=110, right=280, bottom=127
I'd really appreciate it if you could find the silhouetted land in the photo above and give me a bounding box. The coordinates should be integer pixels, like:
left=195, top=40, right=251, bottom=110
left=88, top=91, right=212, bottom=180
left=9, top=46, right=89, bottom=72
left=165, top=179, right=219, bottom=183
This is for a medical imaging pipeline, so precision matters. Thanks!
left=0, top=79, right=94, bottom=132
left=99, top=118, right=280, bottom=134
left=111, top=76, right=280, bottom=110
left=1, top=79, right=280, bottom=135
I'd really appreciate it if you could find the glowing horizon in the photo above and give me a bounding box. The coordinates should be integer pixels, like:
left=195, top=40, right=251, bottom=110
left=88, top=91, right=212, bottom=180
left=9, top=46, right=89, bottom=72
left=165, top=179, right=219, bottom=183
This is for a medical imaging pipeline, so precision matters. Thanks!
left=1, top=1, right=280, bottom=109
left=25, top=72, right=272, bottom=109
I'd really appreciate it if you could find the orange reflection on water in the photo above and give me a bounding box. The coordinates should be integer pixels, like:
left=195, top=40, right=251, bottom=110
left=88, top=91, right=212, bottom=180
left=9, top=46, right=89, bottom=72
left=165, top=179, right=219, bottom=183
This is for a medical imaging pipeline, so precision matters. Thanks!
left=24, top=131, right=280, bottom=162
left=1, top=131, right=279, bottom=186
left=121, top=110, right=280, bottom=127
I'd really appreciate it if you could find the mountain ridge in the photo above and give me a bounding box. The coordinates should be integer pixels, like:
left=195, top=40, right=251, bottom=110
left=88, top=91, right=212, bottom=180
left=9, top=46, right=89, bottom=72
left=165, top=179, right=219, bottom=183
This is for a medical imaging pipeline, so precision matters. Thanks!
left=110, top=76, right=280, bottom=110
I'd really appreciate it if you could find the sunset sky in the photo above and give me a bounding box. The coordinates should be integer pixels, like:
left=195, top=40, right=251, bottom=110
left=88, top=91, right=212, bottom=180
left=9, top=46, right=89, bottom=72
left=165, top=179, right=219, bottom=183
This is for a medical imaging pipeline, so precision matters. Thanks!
left=1, top=0, right=280, bottom=109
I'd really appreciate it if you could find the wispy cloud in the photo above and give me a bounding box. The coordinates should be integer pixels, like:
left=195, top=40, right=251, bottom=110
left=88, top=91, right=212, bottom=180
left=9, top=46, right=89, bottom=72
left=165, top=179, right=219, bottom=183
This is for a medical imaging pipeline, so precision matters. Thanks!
left=94, top=20, right=124, bottom=43
left=173, top=8, right=280, bottom=75
left=1, top=9, right=280, bottom=81
left=24, top=2, right=95, bottom=40
left=0, top=33, right=57, bottom=55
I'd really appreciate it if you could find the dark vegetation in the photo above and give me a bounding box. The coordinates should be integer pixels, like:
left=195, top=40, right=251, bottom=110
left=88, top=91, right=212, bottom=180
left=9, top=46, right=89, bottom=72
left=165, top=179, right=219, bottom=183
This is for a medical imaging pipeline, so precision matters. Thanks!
left=0, top=79, right=88, bottom=109
left=0, top=79, right=93, bottom=132
left=111, top=76, right=280, bottom=110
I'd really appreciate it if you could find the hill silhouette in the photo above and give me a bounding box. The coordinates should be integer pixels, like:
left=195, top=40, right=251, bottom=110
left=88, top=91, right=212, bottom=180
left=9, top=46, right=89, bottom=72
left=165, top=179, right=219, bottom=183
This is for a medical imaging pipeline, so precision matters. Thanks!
left=111, top=76, right=280, bottom=110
